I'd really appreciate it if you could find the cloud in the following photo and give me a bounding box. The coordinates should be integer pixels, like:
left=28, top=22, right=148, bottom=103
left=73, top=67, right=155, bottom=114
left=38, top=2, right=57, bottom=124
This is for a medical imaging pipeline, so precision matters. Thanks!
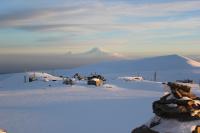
left=14, top=18, right=200, bottom=35
left=110, top=1, right=200, bottom=17
left=0, top=0, right=200, bottom=28
left=0, top=8, right=51, bottom=27
left=0, top=0, right=200, bottom=54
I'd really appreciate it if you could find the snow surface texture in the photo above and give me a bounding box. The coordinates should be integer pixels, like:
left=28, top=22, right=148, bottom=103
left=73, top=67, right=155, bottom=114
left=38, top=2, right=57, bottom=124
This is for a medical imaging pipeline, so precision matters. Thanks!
left=152, top=119, right=200, bottom=133
left=0, top=55, right=200, bottom=133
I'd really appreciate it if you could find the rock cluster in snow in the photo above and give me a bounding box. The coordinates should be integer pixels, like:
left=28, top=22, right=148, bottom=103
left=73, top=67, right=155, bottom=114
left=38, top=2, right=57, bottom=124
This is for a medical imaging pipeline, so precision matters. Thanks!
left=131, top=82, right=200, bottom=133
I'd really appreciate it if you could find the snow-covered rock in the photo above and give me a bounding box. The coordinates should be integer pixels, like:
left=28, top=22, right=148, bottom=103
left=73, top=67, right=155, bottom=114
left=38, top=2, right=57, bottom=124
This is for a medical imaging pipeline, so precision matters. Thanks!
left=27, top=72, right=62, bottom=82
left=132, top=82, right=200, bottom=133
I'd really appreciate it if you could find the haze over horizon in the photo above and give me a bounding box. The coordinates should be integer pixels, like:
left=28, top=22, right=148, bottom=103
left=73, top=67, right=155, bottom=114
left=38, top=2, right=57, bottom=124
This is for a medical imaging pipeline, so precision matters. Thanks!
left=0, top=50, right=200, bottom=74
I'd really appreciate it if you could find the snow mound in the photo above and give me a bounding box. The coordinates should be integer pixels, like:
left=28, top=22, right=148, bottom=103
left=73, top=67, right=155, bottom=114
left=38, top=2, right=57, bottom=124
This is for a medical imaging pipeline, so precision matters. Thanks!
left=27, top=72, right=62, bottom=81
left=102, top=84, right=123, bottom=92
left=118, top=76, right=143, bottom=81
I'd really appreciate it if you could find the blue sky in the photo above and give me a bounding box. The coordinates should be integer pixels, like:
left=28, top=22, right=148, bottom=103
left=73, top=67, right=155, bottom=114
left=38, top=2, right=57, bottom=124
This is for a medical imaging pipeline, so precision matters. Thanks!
left=0, top=0, right=200, bottom=57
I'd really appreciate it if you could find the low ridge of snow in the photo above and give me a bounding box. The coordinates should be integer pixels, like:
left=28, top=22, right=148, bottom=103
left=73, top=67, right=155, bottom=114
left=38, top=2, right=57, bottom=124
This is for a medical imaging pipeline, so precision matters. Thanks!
left=180, top=55, right=200, bottom=67
left=118, top=76, right=143, bottom=81
left=112, top=52, right=126, bottom=58
left=27, top=72, right=62, bottom=81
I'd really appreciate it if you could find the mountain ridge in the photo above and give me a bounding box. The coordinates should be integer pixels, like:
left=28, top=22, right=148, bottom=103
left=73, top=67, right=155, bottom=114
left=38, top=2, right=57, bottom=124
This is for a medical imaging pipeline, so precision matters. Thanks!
left=65, top=54, right=200, bottom=75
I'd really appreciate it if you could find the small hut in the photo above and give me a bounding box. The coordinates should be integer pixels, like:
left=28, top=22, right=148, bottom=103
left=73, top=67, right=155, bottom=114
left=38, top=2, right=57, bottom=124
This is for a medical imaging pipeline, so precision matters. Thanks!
left=87, top=74, right=106, bottom=82
left=88, top=78, right=103, bottom=86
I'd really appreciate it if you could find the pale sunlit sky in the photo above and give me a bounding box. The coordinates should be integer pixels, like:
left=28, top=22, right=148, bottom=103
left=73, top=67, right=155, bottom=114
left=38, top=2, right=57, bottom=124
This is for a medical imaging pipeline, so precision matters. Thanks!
left=0, top=0, right=200, bottom=57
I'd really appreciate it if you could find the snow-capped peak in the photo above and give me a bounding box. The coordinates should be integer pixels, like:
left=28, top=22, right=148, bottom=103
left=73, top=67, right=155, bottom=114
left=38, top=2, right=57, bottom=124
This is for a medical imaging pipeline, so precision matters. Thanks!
left=84, top=47, right=108, bottom=55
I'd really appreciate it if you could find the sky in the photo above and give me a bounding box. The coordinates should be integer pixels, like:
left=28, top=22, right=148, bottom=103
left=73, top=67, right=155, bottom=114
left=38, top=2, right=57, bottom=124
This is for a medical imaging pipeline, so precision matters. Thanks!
left=0, top=0, right=200, bottom=57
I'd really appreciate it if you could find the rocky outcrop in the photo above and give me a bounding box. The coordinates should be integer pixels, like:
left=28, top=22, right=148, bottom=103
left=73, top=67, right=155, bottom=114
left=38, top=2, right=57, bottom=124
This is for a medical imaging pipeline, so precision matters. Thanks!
left=153, top=82, right=200, bottom=121
left=131, top=82, right=200, bottom=133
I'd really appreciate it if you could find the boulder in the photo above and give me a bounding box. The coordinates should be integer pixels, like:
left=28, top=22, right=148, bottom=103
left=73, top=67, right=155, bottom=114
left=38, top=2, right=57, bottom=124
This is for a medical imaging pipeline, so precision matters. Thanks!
left=167, top=82, right=197, bottom=99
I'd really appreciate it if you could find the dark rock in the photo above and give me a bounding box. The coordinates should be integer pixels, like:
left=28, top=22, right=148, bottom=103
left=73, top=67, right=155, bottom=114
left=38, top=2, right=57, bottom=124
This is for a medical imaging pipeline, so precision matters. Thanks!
left=167, top=82, right=197, bottom=99
left=152, top=83, right=200, bottom=121
left=73, top=73, right=85, bottom=80
left=131, top=82, right=200, bottom=132
left=131, top=125, right=159, bottom=133
left=87, top=74, right=106, bottom=82
left=63, top=78, right=74, bottom=85
left=149, top=119, right=161, bottom=128
left=87, top=79, right=103, bottom=86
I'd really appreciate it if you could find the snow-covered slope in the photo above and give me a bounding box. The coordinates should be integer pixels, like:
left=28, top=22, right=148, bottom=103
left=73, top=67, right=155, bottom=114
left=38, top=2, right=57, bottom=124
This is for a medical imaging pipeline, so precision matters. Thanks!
left=0, top=70, right=164, bottom=133
left=181, top=55, right=200, bottom=67
left=56, top=54, right=200, bottom=82
left=0, top=54, right=200, bottom=133
left=65, top=54, right=200, bottom=73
